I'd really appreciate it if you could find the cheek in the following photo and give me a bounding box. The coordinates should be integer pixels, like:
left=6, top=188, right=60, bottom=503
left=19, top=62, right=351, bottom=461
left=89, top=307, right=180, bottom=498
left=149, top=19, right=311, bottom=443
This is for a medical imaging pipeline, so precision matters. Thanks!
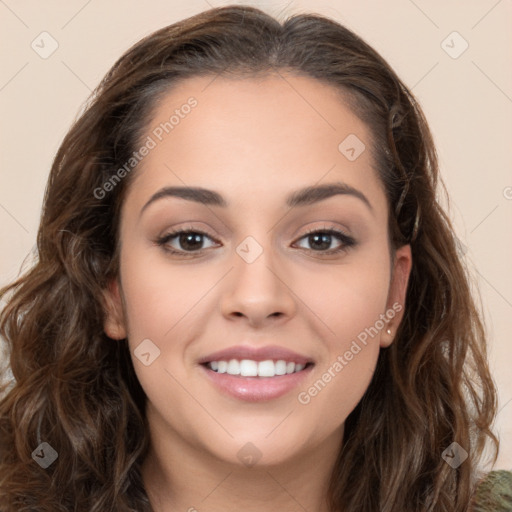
left=119, top=248, right=197, bottom=341
left=293, top=252, right=390, bottom=420
left=118, top=248, right=210, bottom=397
left=296, top=278, right=387, bottom=427
left=296, top=346, right=379, bottom=436
left=118, top=252, right=198, bottom=422
left=296, top=251, right=391, bottom=342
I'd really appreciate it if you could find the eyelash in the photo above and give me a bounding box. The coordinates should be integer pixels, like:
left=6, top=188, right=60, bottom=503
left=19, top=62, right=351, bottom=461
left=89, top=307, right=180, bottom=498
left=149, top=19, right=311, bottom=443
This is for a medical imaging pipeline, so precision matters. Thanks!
left=155, top=224, right=356, bottom=258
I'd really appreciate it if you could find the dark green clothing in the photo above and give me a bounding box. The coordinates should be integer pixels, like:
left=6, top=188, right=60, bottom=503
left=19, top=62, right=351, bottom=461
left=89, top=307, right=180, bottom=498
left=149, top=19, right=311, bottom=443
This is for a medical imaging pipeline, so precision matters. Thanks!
left=472, top=470, right=512, bottom=511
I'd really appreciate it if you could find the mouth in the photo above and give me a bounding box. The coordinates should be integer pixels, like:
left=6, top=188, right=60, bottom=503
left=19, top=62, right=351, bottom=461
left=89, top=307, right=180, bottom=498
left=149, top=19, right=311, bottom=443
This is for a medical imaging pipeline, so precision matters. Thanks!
left=197, top=344, right=315, bottom=402
left=199, top=354, right=315, bottom=402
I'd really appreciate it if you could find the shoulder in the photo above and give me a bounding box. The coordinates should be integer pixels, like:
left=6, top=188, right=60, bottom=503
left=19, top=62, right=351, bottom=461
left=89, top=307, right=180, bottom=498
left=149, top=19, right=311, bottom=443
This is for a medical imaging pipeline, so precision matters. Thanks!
left=471, top=470, right=512, bottom=511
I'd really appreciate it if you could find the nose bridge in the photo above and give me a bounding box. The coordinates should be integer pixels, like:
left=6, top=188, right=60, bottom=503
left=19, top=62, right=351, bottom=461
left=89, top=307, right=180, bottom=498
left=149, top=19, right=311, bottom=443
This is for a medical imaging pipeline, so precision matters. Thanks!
left=220, top=231, right=296, bottom=325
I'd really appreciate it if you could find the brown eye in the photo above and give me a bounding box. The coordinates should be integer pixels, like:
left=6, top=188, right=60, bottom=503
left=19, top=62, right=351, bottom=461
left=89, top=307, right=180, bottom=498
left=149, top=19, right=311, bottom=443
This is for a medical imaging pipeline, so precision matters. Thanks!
left=156, top=229, right=218, bottom=254
left=294, top=228, right=356, bottom=254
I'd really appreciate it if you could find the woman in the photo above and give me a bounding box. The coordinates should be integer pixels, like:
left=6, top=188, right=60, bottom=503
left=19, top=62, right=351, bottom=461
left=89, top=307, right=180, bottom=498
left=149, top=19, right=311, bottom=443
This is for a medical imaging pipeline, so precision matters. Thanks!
left=0, top=5, right=506, bottom=511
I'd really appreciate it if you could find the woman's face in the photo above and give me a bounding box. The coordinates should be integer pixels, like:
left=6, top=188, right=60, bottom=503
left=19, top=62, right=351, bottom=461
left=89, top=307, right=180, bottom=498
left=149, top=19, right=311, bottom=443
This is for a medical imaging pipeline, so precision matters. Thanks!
left=104, top=73, right=411, bottom=467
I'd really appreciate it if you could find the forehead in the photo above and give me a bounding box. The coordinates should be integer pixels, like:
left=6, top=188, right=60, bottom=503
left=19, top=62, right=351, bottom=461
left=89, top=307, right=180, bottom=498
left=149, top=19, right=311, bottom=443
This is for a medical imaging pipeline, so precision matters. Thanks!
left=125, top=73, right=386, bottom=214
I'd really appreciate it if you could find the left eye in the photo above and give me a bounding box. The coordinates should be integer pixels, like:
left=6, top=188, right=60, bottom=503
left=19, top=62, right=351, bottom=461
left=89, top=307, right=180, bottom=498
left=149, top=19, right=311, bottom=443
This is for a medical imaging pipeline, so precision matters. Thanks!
left=294, top=228, right=356, bottom=254
left=155, top=228, right=356, bottom=255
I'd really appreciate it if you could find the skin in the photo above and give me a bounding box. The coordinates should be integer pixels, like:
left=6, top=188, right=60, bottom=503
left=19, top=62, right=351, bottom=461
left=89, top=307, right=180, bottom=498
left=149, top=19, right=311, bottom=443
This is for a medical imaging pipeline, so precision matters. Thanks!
left=103, top=73, right=412, bottom=512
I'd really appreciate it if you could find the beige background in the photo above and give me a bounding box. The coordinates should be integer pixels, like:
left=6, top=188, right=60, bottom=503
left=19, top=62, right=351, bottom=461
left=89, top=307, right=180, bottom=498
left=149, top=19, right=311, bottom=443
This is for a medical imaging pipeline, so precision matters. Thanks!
left=1, top=0, right=511, bottom=469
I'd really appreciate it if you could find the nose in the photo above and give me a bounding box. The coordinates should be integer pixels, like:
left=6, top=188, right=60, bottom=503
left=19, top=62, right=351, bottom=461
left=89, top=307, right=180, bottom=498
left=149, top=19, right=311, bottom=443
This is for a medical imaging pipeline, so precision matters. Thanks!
left=220, top=243, right=297, bottom=328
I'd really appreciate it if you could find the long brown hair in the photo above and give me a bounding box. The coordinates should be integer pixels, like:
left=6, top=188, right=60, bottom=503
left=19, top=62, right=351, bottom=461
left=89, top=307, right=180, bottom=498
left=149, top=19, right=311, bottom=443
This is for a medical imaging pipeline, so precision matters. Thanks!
left=0, top=5, right=498, bottom=511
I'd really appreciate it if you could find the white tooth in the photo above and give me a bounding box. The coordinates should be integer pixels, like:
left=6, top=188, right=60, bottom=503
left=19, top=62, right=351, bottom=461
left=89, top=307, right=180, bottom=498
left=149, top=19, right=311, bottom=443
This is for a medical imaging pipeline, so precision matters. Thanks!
left=275, top=360, right=287, bottom=375
left=258, top=360, right=276, bottom=377
left=240, top=359, right=258, bottom=376
left=211, top=359, right=305, bottom=377
left=227, top=359, right=240, bottom=375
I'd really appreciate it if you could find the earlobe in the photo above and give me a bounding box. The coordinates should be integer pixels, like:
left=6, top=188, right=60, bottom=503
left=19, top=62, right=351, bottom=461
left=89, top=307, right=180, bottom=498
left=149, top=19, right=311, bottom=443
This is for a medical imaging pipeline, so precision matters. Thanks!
left=381, top=244, right=412, bottom=348
left=102, top=278, right=127, bottom=340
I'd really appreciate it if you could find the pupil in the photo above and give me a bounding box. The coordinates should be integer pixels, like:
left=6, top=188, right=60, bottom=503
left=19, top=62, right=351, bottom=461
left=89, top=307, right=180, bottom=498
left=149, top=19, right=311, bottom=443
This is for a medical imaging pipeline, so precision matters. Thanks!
left=181, top=233, right=202, bottom=250
left=310, top=233, right=330, bottom=250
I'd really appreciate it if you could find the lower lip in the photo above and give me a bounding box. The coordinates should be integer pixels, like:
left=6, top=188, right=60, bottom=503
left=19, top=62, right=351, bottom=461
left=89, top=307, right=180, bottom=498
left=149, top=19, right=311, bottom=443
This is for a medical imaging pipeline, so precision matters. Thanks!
left=200, top=364, right=314, bottom=402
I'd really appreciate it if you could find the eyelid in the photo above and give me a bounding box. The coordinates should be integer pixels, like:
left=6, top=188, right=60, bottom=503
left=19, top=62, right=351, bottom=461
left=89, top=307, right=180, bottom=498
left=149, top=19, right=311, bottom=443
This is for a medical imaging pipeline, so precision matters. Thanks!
left=155, top=224, right=219, bottom=246
left=299, top=223, right=351, bottom=238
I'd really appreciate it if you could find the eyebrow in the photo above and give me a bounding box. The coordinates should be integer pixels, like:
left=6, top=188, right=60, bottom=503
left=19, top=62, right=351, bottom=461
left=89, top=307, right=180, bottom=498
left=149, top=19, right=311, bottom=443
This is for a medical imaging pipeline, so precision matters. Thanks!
left=139, top=181, right=373, bottom=217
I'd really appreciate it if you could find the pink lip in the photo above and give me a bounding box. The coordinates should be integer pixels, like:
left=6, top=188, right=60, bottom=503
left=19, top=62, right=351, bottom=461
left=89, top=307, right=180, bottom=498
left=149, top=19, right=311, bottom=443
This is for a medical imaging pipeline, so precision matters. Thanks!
left=197, top=345, right=314, bottom=365
left=200, top=364, right=314, bottom=402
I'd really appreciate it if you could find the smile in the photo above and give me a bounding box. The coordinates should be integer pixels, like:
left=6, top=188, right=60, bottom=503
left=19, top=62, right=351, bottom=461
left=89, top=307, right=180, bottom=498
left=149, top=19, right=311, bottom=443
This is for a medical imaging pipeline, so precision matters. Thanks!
left=200, top=360, right=315, bottom=402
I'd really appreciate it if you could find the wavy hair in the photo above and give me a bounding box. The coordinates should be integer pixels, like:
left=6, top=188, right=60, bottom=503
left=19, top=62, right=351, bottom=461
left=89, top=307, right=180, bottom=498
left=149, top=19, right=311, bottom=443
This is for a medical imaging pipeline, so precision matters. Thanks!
left=0, top=5, right=498, bottom=511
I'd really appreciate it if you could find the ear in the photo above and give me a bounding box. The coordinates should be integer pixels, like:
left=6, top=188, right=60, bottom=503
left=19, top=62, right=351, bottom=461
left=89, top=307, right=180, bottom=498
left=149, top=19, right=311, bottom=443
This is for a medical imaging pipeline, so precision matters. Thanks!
left=380, top=244, right=412, bottom=348
left=102, top=278, right=127, bottom=340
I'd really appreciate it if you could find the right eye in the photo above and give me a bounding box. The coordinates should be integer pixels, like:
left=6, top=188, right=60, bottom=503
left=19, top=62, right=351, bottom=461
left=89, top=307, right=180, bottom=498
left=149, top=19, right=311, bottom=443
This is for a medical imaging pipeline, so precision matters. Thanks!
left=155, top=228, right=220, bottom=255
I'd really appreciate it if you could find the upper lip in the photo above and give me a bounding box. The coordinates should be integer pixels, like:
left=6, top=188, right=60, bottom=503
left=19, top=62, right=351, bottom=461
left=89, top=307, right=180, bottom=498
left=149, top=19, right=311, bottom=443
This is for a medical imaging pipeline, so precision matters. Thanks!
left=198, top=345, right=314, bottom=365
